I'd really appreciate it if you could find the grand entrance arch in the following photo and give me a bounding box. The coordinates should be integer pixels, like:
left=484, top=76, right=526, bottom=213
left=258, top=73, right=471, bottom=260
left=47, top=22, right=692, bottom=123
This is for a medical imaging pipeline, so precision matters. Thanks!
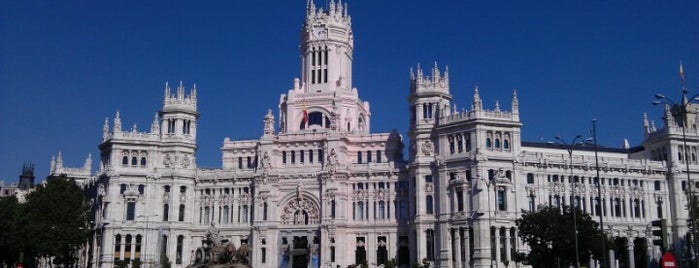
left=278, top=191, right=322, bottom=268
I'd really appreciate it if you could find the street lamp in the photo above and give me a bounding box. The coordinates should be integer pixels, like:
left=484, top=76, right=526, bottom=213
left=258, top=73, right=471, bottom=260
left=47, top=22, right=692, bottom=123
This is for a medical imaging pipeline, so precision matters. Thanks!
left=137, top=214, right=159, bottom=267
left=591, top=119, right=608, bottom=268
left=555, top=134, right=586, bottom=268
left=653, top=85, right=699, bottom=266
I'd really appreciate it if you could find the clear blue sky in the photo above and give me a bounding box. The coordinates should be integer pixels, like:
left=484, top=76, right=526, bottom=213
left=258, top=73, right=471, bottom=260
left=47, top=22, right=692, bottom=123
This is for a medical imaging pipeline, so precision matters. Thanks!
left=1, top=1, right=697, bottom=182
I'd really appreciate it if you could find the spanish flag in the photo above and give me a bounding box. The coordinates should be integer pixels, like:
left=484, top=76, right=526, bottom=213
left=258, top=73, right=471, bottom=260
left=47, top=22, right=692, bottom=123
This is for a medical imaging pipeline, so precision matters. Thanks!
left=302, top=102, right=309, bottom=126
left=680, top=62, right=686, bottom=85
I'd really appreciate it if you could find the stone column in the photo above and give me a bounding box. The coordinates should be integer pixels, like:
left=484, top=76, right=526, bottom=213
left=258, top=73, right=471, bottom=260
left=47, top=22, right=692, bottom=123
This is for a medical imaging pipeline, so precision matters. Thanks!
left=504, top=228, right=511, bottom=262
left=454, top=228, right=462, bottom=268
left=464, top=228, right=471, bottom=267
left=627, top=240, right=635, bottom=268
left=494, top=228, right=501, bottom=265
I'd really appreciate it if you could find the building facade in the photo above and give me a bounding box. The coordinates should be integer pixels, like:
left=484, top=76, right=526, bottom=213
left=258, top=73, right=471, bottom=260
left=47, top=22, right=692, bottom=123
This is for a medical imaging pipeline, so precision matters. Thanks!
left=51, top=1, right=698, bottom=268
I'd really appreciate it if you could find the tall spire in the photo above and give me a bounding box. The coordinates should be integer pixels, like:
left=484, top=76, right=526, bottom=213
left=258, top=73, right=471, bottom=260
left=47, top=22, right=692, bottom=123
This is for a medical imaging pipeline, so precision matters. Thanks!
left=191, top=83, right=197, bottom=100
left=103, top=117, right=109, bottom=140
left=151, top=113, right=160, bottom=134
left=114, top=111, right=122, bottom=133
left=177, top=81, right=185, bottom=100
left=511, top=88, right=519, bottom=114
left=84, top=153, right=92, bottom=171
left=164, top=81, right=170, bottom=100
left=643, top=112, right=650, bottom=134
left=472, top=86, right=482, bottom=111
left=306, top=0, right=316, bottom=17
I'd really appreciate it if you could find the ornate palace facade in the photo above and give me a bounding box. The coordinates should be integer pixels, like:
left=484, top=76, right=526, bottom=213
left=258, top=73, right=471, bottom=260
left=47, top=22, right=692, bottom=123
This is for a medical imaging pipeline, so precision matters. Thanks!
left=52, top=1, right=697, bottom=268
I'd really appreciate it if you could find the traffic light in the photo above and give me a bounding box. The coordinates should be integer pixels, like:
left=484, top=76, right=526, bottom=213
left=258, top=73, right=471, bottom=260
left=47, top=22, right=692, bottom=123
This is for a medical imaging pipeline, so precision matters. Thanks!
left=651, top=219, right=668, bottom=252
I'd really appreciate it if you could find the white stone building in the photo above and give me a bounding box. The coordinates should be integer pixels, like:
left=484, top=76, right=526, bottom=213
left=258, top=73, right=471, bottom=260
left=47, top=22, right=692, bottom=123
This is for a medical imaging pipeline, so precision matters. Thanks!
left=51, top=1, right=699, bottom=268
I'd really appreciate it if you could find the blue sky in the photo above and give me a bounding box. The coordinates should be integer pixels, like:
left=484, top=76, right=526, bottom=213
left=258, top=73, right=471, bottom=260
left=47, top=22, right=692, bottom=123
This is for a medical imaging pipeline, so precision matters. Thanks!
left=1, top=1, right=697, bottom=182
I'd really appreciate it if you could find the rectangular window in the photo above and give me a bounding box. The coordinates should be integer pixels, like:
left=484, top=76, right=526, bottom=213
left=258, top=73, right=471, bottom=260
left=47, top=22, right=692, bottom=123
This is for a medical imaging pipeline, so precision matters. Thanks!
left=163, top=204, right=169, bottom=221
left=425, top=175, right=433, bottom=183
left=367, top=151, right=372, bottom=163
left=126, top=202, right=135, bottom=220
left=357, top=152, right=362, bottom=164
left=319, top=149, right=324, bottom=163
left=426, top=229, right=435, bottom=261
left=376, top=150, right=382, bottom=163
left=291, top=151, right=296, bottom=164
left=309, top=150, right=314, bottom=163
left=497, top=191, right=506, bottom=210
left=457, top=191, right=464, bottom=212
left=261, top=248, right=266, bottom=263
left=282, top=151, right=287, bottom=164
left=179, top=205, right=185, bottom=222
left=300, top=150, right=305, bottom=163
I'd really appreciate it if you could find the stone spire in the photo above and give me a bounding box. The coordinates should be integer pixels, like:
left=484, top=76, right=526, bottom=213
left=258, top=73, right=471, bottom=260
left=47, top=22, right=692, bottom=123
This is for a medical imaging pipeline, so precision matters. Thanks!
left=191, top=83, right=197, bottom=101
left=643, top=112, right=650, bottom=135
left=472, top=86, right=482, bottom=111
left=664, top=104, right=675, bottom=127
left=84, top=153, right=92, bottom=171
left=511, top=89, right=519, bottom=114
left=263, top=109, right=275, bottom=136
left=151, top=113, right=160, bottom=134
left=103, top=117, right=109, bottom=140
left=177, top=81, right=185, bottom=100
left=164, top=81, right=171, bottom=101
left=114, top=111, right=122, bottom=133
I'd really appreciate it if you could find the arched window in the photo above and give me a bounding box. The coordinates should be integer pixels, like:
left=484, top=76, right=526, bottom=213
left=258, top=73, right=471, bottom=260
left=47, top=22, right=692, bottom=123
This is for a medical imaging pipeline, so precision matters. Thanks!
left=131, top=156, right=138, bottom=166
left=494, top=139, right=501, bottom=148
left=125, top=235, right=132, bottom=260
left=503, top=140, right=510, bottom=149
left=358, top=117, right=365, bottom=131
left=357, top=201, right=365, bottom=220
left=115, top=234, right=122, bottom=260
left=122, top=156, right=129, bottom=166
left=486, top=138, right=492, bottom=148
left=203, top=206, right=210, bottom=224
left=300, top=111, right=330, bottom=129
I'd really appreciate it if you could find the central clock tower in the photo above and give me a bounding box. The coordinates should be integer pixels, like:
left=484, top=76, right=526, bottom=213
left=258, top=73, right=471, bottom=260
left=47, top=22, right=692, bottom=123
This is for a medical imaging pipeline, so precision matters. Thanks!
left=301, top=0, right=353, bottom=93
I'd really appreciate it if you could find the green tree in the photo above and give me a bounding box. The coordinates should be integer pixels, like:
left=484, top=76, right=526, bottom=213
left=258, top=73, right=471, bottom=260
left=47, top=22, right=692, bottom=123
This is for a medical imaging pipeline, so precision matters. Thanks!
left=516, top=205, right=610, bottom=268
left=0, top=196, right=22, bottom=266
left=22, top=175, right=91, bottom=267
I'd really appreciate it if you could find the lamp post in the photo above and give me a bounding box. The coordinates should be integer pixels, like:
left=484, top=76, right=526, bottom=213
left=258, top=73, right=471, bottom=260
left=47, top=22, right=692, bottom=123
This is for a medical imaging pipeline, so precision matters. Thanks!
left=137, top=214, right=159, bottom=267
left=653, top=87, right=699, bottom=267
left=591, top=119, right=608, bottom=268
left=556, top=134, right=586, bottom=268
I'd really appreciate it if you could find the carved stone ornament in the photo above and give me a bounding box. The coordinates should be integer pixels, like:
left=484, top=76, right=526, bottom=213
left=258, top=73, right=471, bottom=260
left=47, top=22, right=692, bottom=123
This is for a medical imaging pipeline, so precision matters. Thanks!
left=258, top=151, right=271, bottom=175
left=163, top=154, right=174, bottom=167
left=421, top=140, right=434, bottom=156
left=326, top=148, right=339, bottom=173
left=280, top=195, right=320, bottom=225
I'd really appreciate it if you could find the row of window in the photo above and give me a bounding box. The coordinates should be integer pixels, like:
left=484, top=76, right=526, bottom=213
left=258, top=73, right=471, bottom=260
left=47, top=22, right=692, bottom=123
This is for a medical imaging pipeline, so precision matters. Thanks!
left=282, top=149, right=324, bottom=165
left=356, top=150, right=384, bottom=164
left=124, top=201, right=185, bottom=222
left=351, top=236, right=406, bottom=266
left=533, top=173, right=661, bottom=190
left=539, top=195, right=655, bottom=219
left=447, top=133, right=472, bottom=154
left=352, top=200, right=410, bottom=220
left=200, top=204, right=257, bottom=224
left=164, top=119, right=192, bottom=135
left=309, top=47, right=329, bottom=84
left=115, top=234, right=185, bottom=264
left=121, top=151, right=147, bottom=167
